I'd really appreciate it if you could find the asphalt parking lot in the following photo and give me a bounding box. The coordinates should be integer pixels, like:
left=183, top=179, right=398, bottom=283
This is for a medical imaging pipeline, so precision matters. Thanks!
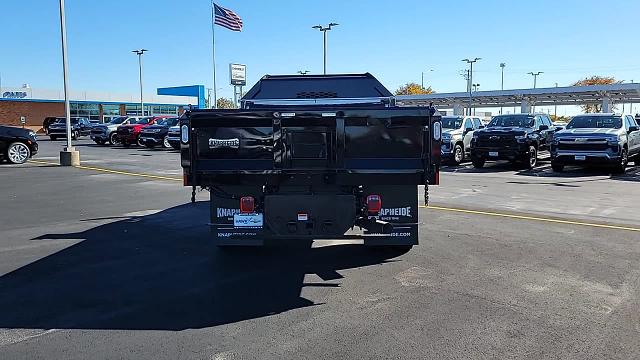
left=1, top=138, right=639, bottom=359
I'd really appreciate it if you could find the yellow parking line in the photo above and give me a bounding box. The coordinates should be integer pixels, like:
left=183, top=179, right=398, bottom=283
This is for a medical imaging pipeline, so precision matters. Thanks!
left=27, top=159, right=639, bottom=232
left=29, top=159, right=182, bottom=182
left=421, top=205, right=640, bottom=232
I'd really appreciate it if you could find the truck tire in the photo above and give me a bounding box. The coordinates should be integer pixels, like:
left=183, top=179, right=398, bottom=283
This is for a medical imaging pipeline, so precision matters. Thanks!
left=524, top=145, right=538, bottom=169
left=612, top=148, right=628, bottom=174
left=163, top=136, right=171, bottom=148
left=453, top=143, right=464, bottom=165
left=136, top=135, right=143, bottom=147
left=472, top=157, right=485, bottom=168
left=72, top=130, right=79, bottom=140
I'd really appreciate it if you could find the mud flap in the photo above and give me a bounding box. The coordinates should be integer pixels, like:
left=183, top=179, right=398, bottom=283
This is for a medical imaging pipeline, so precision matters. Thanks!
left=210, top=186, right=265, bottom=246
left=362, top=185, right=419, bottom=246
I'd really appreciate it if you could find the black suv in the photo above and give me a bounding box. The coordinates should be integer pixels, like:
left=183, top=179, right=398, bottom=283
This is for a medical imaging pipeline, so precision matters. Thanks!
left=0, top=125, right=38, bottom=164
left=139, top=117, right=180, bottom=148
left=48, top=117, right=93, bottom=140
left=550, top=113, right=640, bottom=173
left=470, top=113, right=556, bottom=169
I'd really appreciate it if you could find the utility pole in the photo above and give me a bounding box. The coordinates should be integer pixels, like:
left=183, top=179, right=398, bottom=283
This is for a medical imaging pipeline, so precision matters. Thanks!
left=528, top=72, right=542, bottom=113
left=312, top=23, right=338, bottom=75
left=132, top=49, right=148, bottom=116
left=472, top=84, right=480, bottom=115
left=499, top=63, right=506, bottom=114
left=462, top=58, right=481, bottom=116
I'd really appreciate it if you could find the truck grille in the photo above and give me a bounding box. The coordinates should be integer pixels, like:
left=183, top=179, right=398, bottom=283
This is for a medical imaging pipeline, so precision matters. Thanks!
left=557, top=141, right=609, bottom=151
left=476, top=135, right=517, bottom=148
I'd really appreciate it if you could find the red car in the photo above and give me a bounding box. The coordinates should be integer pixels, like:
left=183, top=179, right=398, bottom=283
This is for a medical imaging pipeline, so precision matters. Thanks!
left=116, top=116, right=174, bottom=147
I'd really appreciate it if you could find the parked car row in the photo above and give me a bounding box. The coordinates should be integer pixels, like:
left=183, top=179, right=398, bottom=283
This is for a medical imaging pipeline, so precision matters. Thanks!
left=86, top=115, right=180, bottom=149
left=441, top=113, right=640, bottom=173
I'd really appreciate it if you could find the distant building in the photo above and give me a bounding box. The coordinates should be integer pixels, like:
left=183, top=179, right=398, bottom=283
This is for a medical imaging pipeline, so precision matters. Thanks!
left=0, top=85, right=199, bottom=128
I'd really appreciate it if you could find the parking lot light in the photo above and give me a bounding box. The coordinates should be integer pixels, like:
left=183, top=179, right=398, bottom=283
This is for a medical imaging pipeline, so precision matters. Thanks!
left=132, top=49, right=148, bottom=116
left=58, top=0, right=80, bottom=166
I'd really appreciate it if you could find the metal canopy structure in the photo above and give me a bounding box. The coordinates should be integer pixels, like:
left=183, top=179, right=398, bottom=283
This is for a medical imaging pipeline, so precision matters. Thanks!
left=395, top=83, right=640, bottom=111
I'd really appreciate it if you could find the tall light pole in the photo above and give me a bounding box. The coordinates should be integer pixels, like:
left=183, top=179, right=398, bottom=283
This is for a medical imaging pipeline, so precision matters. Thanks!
left=499, top=63, right=506, bottom=114
left=462, top=58, right=481, bottom=116
left=528, top=71, right=543, bottom=89
left=554, top=82, right=558, bottom=117
left=312, top=23, right=338, bottom=75
left=421, top=69, right=433, bottom=89
left=132, top=49, right=147, bottom=116
left=58, top=0, right=79, bottom=166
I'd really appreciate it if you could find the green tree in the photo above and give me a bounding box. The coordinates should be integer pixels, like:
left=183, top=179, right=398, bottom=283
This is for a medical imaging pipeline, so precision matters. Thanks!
left=572, top=76, right=620, bottom=113
left=216, top=97, right=236, bottom=109
left=394, top=82, right=433, bottom=95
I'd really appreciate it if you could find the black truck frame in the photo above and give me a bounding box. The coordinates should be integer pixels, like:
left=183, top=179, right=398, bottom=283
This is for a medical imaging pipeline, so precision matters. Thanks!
left=180, top=74, right=441, bottom=248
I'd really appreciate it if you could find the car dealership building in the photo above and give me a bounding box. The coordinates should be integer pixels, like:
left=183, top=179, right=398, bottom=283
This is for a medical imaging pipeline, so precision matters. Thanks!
left=0, top=85, right=203, bottom=130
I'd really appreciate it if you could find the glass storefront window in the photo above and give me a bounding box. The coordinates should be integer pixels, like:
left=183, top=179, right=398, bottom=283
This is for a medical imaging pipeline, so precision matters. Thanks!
left=103, top=105, right=120, bottom=116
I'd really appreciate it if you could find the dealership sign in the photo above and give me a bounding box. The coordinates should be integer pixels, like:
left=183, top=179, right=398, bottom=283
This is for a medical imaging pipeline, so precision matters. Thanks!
left=2, top=91, right=29, bottom=99
left=229, top=63, right=246, bottom=86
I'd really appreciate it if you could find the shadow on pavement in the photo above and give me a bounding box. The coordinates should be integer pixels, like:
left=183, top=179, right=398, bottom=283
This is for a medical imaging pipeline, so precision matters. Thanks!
left=0, top=202, right=405, bottom=331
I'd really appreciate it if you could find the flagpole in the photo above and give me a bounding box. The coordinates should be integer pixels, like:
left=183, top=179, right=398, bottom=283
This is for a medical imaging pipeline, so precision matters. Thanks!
left=211, top=2, right=217, bottom=109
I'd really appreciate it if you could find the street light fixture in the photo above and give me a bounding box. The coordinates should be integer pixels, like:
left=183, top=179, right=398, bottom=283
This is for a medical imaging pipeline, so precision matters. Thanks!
left=421, top=69, right=433, bottom=89
left=312, top=23, right=339, bottom=75
left=132, top=49, right=148, bottom=116
left=462, top=58, right=481, bottom=116
left=527, top=71, right=543, bottom=89
left=298, top=70, right=310, bottom=75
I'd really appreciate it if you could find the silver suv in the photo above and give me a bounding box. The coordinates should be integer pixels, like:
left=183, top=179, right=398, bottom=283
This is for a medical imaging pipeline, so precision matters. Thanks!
left=90, top=116, right=140, bottom=145
left=441, top=116, right=484, bottom=164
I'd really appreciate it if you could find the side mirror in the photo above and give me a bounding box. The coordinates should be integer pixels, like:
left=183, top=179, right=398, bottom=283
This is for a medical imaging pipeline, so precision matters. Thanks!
left=629, top=126, right=639, bottom=133
left=539, top=125, right=549, bottom=131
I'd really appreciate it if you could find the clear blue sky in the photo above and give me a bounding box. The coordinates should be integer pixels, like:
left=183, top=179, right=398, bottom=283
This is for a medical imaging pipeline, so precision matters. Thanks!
left=2, top=0, right=640, bottom=106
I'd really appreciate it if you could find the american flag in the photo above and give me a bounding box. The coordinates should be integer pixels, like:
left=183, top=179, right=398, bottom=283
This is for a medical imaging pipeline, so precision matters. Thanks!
left=213, top=3, right=243, bottom=32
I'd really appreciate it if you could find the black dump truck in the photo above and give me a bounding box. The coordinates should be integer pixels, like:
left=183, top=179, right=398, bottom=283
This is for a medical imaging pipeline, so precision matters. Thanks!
left=180, top=74, right=441, bottom=248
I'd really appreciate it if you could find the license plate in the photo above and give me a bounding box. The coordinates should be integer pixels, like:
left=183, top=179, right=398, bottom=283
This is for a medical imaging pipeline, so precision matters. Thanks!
left=575, top=155, right=586, bottom=161
left=233, top=213, right=263, bottom=228
left=489, top=151, right=499, bottom=157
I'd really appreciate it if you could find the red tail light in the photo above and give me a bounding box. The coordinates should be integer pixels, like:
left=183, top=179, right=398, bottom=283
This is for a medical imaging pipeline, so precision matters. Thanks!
left=240, top=196, right=255, bottom=213
left=366, top=194, right=382, bottom=214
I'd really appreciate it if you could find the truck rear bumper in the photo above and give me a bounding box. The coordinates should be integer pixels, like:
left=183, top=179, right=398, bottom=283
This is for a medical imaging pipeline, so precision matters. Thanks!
left=209, top=185, right=419, bottom=247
